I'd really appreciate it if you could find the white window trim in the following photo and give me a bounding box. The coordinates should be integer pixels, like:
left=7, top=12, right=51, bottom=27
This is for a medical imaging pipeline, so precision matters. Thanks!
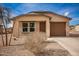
left=22, top=22, right=35, bottom=32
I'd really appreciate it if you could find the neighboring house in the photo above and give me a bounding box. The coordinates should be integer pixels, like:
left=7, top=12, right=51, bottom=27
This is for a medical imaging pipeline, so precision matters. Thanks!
left=12, top=11, right=71, bottom=38
left=74, top=25, right=79, bottom=31
left=70, top=25, right=79, bottom=31
left=69, top=25, right=79, bottom=37
left=69, top=25, right=75, bottom=32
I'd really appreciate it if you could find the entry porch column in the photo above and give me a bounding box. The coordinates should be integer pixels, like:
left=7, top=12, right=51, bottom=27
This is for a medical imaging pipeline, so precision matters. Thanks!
left=46, top=19, right=50, bottom=38
left=66, top=22, right=70, bottom=36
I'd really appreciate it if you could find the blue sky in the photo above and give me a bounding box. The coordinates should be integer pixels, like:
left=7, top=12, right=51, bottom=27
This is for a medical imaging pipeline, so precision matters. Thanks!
left=1, top=3, right=79, bottom=25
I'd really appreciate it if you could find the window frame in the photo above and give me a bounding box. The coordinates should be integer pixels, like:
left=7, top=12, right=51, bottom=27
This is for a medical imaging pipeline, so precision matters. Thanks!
left=22, top=22, right=35, bottom=32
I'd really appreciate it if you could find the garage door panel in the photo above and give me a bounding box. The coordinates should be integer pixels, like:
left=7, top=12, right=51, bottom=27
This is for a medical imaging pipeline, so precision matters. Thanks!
left=50, top=22, right=66, bottom=37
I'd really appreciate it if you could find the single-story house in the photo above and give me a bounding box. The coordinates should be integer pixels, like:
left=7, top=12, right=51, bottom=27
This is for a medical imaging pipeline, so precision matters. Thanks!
left=12, top=11, right=71, bottom=38
left=69, top=25, right=79, bottom=37
left=74, top=25, right=79, bottom=31
left=69, top=25, right=79, bottom=31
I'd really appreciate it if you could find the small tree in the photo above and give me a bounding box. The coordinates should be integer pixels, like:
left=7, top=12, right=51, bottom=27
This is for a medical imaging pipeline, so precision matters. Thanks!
left=0, top=7, right=12, bottom=46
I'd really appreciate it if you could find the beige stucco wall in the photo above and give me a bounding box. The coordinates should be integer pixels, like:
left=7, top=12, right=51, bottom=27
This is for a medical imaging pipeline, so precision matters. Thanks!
left=46, top=14, right=69, bottom=22
left=10, top=32, right=46, bottom=45
left=15, top=15, right=49, bottom=21
left=51, top=17, right=69, bottom=22
left=13, top=21, right=19, bottom=37
left=66, top=22, right=70, bottom=36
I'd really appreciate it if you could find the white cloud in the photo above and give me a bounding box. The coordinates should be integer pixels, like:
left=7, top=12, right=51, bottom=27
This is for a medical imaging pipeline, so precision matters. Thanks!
left=58, top=7, right=74, bottom=16
left=10, top=13, right=17, bottom=18
left=64, top=11, right=70, bottom=16
left=6, top=23, right=13, bottom=28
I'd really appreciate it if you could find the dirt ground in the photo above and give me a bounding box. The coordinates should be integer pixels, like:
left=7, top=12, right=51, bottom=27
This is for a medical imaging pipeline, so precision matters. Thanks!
left=0, top=42, right=70, bottom=56
left=0, top=34, right=71, bottom=56
left=0, top=44, right=34, bottom=56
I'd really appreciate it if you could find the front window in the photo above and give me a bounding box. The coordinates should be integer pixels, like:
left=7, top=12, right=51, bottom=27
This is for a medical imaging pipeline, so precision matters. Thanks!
left=22, top=22, right=35, bottom=32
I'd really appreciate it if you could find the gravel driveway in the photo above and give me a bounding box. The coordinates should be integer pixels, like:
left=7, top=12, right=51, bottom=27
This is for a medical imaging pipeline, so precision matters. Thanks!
left=48, top=37, right=79, bottom=56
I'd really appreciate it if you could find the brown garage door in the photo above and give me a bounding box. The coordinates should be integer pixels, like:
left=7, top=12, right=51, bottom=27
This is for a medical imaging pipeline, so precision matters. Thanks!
left=50, top=22, right=66, bottom=37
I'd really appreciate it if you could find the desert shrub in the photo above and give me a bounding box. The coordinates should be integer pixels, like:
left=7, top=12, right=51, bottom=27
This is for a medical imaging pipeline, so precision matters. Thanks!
left=24, top=32, right=47, bottom=54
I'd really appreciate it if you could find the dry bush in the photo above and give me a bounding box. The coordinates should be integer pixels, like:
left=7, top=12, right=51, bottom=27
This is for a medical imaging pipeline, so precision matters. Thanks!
left=24, top=32, right=47, bottom=54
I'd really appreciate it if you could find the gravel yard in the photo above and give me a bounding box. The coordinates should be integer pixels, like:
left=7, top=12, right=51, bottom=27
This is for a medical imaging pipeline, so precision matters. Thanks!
left=0, top=44, right=34, bottom=56
left=36, top=42, right=71, bottom=56
left=0, top=42, right=70, bottom=56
